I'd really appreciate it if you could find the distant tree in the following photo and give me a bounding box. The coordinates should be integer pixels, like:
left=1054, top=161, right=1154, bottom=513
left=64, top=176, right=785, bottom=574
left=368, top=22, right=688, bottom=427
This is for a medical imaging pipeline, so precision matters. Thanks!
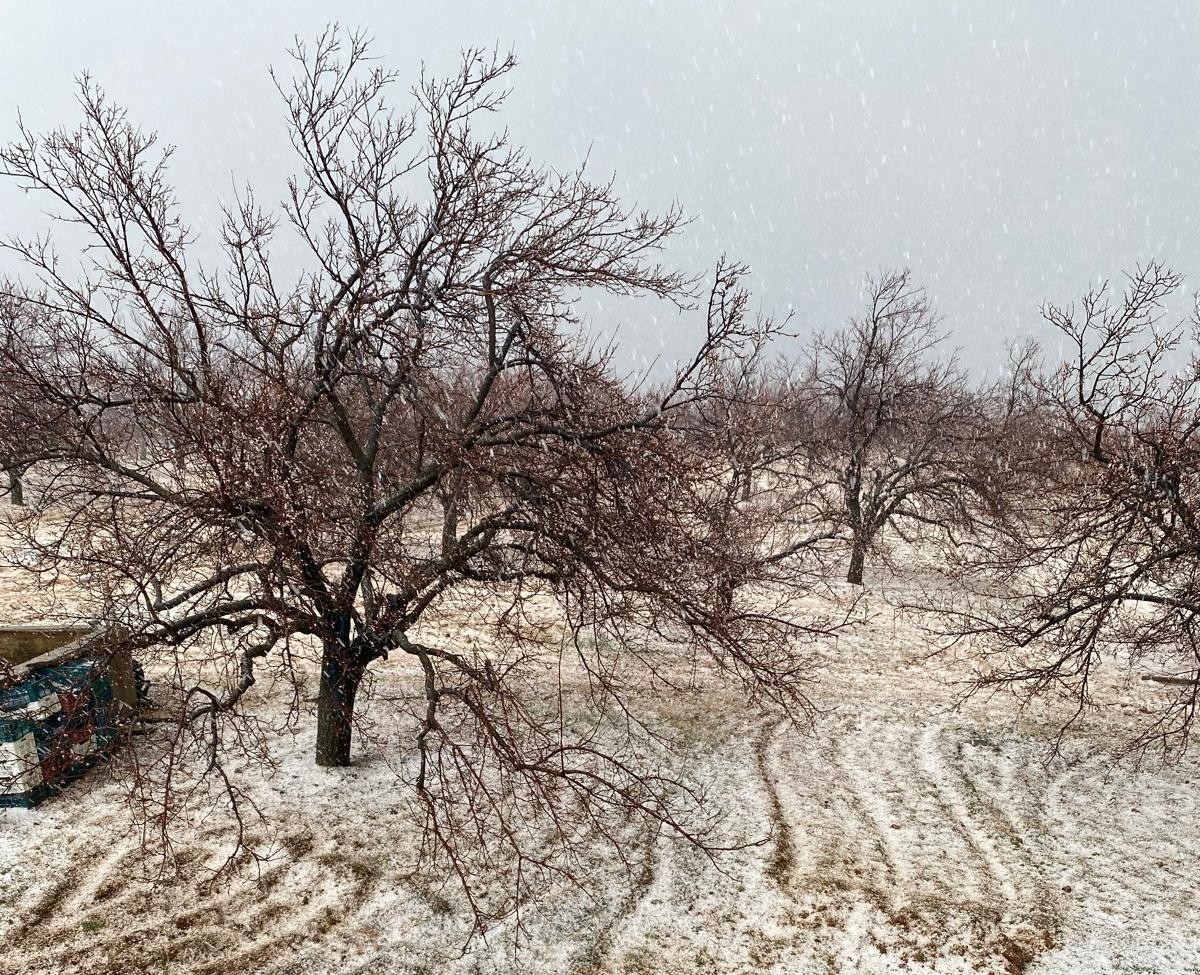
left=946, top=263, right=1200, bottom=754
left=973, top=336, right=1052, bottom=507
left=0, top=30, right=832, bottom=914
left=691, top=268, right=777, bottom=506
left=802, top=270, right=996, bottom=585
left=680, top=269, right=838, bottom=579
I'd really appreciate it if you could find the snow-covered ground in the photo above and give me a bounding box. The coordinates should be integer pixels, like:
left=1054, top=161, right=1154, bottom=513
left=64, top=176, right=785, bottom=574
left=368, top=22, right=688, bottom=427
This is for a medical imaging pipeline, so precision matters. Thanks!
left=1, top=555, right=1198, bottom=975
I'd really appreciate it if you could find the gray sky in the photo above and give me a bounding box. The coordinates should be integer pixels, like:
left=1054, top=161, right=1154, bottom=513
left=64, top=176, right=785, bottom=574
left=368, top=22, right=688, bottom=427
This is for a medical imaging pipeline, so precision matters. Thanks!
left=2, top=0, right=1197, bottom=375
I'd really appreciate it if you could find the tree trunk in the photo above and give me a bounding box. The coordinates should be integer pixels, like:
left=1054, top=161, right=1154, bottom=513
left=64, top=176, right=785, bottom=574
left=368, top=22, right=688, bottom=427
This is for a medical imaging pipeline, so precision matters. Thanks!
left=315, top=644, right=366, bottom=767
left=439, top=487, right=458, bottom=557
left=846, top=538, right=866, bottom=586
left=843, top=462, right=864, bottom=585
left=6, top=469, right=22, bottom=507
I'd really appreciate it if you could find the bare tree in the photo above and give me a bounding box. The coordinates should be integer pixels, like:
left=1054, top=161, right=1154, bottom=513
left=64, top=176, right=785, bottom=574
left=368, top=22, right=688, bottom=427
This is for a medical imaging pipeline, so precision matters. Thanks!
left=802, top=270, right=996, bottom=585
left=971, top=337, right=1053, bottom=510
left=692, top=274, right=777, bottom=506
left=677, top=268, right=839, bottom=585
left=0, top=30, right=832, bottom=914
left=945, top=263, right=1200, bottom=755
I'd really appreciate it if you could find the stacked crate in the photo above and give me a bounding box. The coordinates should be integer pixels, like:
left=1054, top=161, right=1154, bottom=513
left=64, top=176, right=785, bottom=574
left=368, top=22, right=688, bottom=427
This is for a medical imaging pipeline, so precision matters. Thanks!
left=0, top=653, right=122, bottom=808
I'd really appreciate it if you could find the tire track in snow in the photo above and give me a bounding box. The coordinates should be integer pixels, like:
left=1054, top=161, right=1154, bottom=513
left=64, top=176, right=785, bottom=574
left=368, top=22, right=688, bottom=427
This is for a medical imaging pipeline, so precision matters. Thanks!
left=7, top=818, right=385, bottom=975
left=568, top=828, right=660, bottom=975
left=754, top=718, right=797, bottom=886
left=770, top=707, right=1063, bottom=972
left=956, top=739, right=1062, bottom=923
left=921, top=725, right=1063, bottom=968
left=916, top=722, right=1015, bottom=905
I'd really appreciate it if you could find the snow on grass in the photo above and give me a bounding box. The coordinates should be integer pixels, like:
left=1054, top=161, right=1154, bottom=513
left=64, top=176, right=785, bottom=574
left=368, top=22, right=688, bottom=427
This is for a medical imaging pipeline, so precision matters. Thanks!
left=1, top=550, right=1198, bottom=974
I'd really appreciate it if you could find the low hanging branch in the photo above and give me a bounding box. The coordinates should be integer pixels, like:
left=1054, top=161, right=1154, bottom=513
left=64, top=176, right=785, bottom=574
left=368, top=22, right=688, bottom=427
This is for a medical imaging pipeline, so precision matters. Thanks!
left=1141, top=675, right=1198, bottom=687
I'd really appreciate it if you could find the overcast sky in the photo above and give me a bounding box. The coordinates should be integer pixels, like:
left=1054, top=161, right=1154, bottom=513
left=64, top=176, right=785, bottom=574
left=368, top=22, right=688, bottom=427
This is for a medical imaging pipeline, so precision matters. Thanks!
left=1, top=1, right=1197, bottom=375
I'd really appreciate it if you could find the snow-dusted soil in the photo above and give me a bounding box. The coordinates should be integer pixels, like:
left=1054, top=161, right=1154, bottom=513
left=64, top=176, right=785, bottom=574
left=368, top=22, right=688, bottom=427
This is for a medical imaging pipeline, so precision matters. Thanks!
left=1, top=562, right=1198, bottom=974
